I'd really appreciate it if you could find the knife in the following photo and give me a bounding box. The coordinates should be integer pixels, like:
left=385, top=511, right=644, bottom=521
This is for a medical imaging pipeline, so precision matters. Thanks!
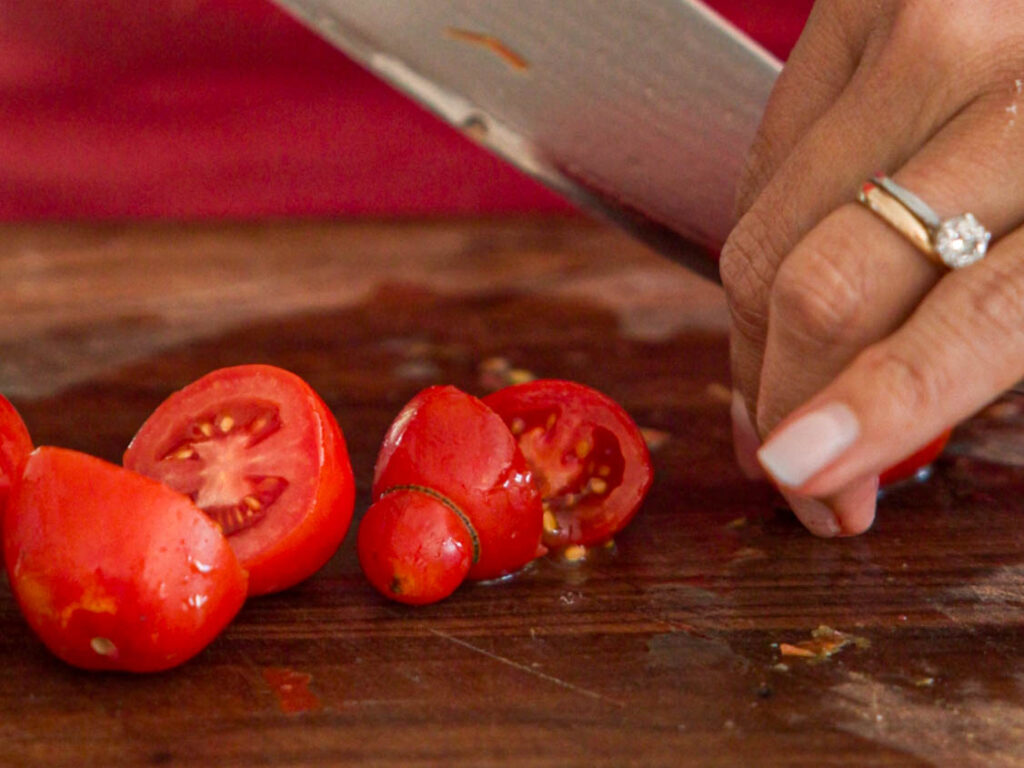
left=269, top=0, right=781, bottom=283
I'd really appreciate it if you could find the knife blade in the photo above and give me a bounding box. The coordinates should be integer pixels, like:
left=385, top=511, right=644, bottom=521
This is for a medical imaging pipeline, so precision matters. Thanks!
left=270, top=0, right=781, bottom=282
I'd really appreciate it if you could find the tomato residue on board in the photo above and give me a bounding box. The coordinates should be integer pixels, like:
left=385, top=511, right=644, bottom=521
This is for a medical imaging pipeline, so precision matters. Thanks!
left=262, top=667, right=322, bottom=714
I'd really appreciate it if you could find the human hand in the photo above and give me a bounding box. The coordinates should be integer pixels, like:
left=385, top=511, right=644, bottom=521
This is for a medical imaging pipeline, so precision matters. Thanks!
left=720, top=0, right=1024, bottom=536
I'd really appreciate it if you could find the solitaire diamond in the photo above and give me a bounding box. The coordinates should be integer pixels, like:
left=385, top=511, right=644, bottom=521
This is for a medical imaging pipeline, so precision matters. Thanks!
left=933, top=213, right=991, bottom=269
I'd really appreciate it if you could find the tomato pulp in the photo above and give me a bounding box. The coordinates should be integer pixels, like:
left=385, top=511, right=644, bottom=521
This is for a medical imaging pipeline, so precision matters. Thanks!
left=0, top=394, right=33, bottom=523
left=370, top=385, right=544, bottom=585
left=124, top=365, right=355, bottom=595
left=484, top=380, right=654, bottom=549
left=4, top=448, right=248, bottom=672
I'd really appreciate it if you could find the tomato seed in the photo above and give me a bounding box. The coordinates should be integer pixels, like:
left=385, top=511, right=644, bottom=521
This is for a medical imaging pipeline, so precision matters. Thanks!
left=90, top=637, right=118, bottom=657
left=242, top=495, right=262, bottom=511
left=510, top=417, right=526, bottom=435
left=542, top=509, right=558, bottom=534
left=545, top=414, right=557, bottom=431
left=588, top=478, right=608, bottom=495
left=198, top=422, right=215, bottom=438
left=563, top=545, right=586, bottom=562
left=596, top=465, right=611, bottom=477
left=218, top=415, right=235, bottom=433
left=172, top=446, right=195, bottom=460
left=575, top=440, right=592, bottom=459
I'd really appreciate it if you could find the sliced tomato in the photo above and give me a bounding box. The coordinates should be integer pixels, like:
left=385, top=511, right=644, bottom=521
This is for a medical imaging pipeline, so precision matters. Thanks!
left=124, top=365, right=355, bottom=595
left=372, top=385, right=543, bottom=582
left=357, top=487, right=475, bottom=605
left=4, top=447, right=247, bottom=672
left=484, top=380, right=653, bottom=549
left=879, top=429, right=952, bottom=486
left=0, top=393, right=33, bottom=524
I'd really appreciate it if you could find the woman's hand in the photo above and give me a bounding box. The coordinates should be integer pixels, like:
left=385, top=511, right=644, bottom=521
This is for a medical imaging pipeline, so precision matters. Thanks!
left=720, top=0, right=1024, bottom=536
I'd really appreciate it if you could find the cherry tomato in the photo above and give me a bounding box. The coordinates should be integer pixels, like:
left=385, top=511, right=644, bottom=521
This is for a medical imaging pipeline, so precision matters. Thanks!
left=879, top=429, right=952, bottom=486
left=371, top=385, right=543, bottom=583
left=0, top=393, right=33, bottom=523
left=483, top=380, right=653, bottom=549
left=357, top=486, right=475, bottom=605
left=4, top=447, right=247, bottom=672
left=123, top=365, right=355, bottom=596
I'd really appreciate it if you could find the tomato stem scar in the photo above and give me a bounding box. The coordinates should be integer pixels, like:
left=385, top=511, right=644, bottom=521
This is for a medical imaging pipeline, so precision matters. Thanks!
left=380, top=484, right=481, bottom=564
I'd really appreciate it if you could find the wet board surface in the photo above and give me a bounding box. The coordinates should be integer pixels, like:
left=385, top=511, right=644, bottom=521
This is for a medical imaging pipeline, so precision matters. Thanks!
left=1, top=219, right=1023, bottom=767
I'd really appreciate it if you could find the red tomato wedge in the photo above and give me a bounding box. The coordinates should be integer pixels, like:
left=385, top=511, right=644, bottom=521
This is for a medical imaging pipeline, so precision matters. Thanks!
left=4, top=448, right=247, bottom=672
left=484, top=380, right=654, bottom=549
left=879, top=429, right=952, bottom=486
left=371, top=385, right=544, bottom=583
left=124, top=365, right=355, bottom=596
left=0, top=393, right=33, bottom=523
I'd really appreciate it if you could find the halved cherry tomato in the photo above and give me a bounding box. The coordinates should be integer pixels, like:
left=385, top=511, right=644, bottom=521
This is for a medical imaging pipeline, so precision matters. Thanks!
left=483, top=380, right=653, bottom=549
left=357, top=486, right=475, bottom=605
left=123, top=365, right=355, bottom=596
left=371, top=385, right=543, bottom=584
left=0, top=393, right=33, bottom=523
left=4, top=447, right=247, bottom=672
left=879, top=429, right=952, bottom=486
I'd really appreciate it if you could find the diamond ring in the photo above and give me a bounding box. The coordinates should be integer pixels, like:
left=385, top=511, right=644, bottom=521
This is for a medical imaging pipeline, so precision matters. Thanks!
left=857, top=174, right=991, bottom=269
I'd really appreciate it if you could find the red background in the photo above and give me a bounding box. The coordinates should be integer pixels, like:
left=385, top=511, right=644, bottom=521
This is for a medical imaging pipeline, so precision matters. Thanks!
left=0, top=1, right=813, bottom=220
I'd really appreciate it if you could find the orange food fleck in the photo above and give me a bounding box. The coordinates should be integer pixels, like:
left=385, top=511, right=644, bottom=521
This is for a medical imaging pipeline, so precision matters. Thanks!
left=262, top=667, right=322, bottom=714
left=445, top=28, right=530, bottom=71
left=779, top=643, right=816, bottom=658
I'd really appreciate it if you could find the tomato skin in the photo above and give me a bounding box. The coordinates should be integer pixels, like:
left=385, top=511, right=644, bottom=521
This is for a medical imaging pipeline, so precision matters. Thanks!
left=879, top=429, right=951, bottom=486
left=483, top=380, right=653, bottom=548
left=357, top=487, right=474, bottom=605
left=4, top=448, right=247, bottom=672
left=124, top=365, right=355, bottom=596
left=0, top=394, right=33, bottom=525
left=372, top=386, right=544, bottom=581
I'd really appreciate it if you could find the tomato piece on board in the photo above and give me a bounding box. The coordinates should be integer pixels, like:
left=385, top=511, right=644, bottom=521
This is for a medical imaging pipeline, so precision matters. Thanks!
left=484, top=380, right=654, bottom=549
left=124, top=365, right=355, bottom=596
left=4, top=448, right=247, bottom=672
left=358, top=487, right=475, bottom=605
left=0, top=394, right=33, bottom=524
left=372, top=385, right=544, bottom=582
left=879, top=429, right=952, bottom=486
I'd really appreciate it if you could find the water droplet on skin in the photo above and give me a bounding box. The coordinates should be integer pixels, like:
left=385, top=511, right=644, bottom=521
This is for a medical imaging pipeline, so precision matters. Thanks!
left=186, top=594, right=209, bottom=609
left=188, top=556, right=214, bottom=574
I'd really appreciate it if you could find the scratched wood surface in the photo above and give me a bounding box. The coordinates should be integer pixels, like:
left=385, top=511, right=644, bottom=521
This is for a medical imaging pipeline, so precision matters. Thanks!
left=2, top=219, right=1024, bottom=767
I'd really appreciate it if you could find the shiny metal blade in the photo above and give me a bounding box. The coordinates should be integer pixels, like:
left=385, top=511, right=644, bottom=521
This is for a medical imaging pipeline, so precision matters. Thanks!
left=272, top=0, right=781, bottom=282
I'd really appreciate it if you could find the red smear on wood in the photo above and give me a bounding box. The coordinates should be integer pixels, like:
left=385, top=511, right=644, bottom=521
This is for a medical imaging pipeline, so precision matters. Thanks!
left=262, top=667, right=322, bottom=714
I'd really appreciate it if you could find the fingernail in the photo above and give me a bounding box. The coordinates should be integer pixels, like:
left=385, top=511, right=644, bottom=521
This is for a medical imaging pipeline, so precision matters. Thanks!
left=730, top=390, right=765, bottom=479
left=784, top=493, right=842, bottom=538
left=757, top=402, right=859, bottom=487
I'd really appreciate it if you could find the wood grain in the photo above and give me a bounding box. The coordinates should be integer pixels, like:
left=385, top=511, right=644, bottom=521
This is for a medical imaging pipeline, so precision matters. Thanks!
left=1, top=219, right=1023, bottom=767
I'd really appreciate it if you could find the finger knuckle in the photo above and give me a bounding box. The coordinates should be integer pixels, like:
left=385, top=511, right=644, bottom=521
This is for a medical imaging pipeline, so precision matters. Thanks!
left=960, top=260, right=1024, bottom=351
left=860, top=344, right=942, bottom=420
left=770, top=243, right=866, bottom=348
left=719, top=211, right=778, bottom=344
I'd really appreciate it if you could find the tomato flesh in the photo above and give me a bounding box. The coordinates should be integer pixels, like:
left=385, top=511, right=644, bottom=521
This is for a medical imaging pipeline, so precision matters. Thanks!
left=372, top=385, right=543, bottom=582
left=0, top=394, right=33, bottom=524
left=4, top=447, right=247, bottom=672
left=484, top=380, right=653, bottom=549
left=879, top=429, right=952, bottom=486
left=358, top=487, right=475, bottom=605
left=124, top=365, right=355, bottom=595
